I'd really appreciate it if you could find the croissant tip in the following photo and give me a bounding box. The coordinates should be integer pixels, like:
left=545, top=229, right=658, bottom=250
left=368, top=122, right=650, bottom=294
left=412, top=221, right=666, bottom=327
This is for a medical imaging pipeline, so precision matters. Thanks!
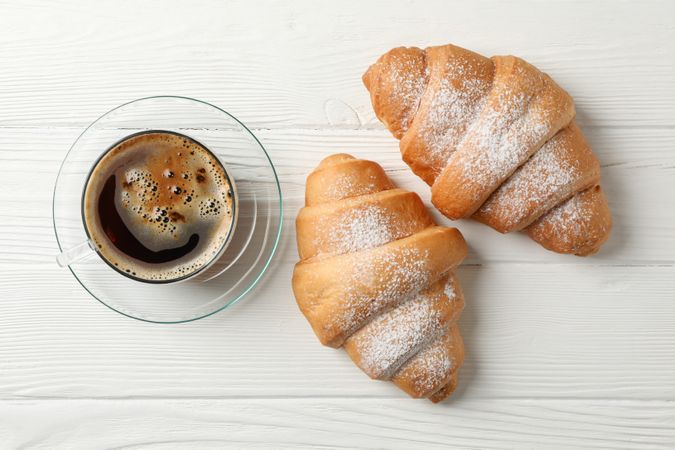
left=362, top=68, right=372, bottom=89
left=316, top=153, right=356, bottom=169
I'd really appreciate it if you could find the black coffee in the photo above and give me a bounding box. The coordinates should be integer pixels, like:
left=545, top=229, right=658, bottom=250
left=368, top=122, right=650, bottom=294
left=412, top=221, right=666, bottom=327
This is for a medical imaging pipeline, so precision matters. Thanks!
left=83, top=131, right=235, bottom=282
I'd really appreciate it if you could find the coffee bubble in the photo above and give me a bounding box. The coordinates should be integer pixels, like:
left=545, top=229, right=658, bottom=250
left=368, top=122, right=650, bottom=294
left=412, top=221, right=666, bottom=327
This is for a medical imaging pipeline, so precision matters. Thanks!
left=82, top=131, right=236, bottom=282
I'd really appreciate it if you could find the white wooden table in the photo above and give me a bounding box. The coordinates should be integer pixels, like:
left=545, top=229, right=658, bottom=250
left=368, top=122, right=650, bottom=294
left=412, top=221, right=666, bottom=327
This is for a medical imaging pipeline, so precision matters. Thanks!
left=2, top=1, right=674, bottom=448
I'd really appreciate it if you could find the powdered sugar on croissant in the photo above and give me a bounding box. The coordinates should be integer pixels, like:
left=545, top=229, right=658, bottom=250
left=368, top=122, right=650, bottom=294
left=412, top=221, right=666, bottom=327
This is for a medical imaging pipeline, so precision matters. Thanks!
left=292, top=154, right=467, bottom=402
left=363, top=44, right=612, bottom=256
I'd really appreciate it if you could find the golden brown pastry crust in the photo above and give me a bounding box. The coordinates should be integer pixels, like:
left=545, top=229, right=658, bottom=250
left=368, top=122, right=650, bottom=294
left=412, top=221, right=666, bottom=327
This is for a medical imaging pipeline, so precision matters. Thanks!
left=293, top=225, right=466, bottom=347
left=392, top=326, right=464, bottom=401
left=363, top=44, right=612, bottom=256
left=473, top=122, right=601, bottom=233
left=526, top=184, right=612, bottom=256
left=292, top=154, right=468, bottom=401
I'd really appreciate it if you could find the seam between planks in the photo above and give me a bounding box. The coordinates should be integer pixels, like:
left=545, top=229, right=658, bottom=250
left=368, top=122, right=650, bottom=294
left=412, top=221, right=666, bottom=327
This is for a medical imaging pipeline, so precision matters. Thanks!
left=1, top=395, right=674, bottom=403
left=0, top=125, right=674, bottom=132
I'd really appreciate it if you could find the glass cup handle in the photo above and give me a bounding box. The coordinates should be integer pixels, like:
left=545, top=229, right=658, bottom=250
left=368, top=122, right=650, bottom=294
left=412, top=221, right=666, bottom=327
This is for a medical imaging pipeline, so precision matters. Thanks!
left=56, top=240, right=96, bottom=267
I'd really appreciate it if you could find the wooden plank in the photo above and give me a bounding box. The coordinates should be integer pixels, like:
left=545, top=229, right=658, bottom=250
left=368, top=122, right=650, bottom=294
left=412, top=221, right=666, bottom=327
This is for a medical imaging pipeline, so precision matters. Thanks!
left=1, top=0, right=674, bottom=446
left=1, top=263, right=673, bottom=400
left=0, top=0, right=673, bottom=128
left=1, top=398, right=673, bottom=449
left=1, top=126, right=673, bottom=265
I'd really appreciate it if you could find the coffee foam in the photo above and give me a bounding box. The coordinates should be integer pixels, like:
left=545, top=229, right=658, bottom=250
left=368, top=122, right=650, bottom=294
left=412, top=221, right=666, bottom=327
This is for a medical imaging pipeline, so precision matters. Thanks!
left=83, top=131, right=235, bottom=282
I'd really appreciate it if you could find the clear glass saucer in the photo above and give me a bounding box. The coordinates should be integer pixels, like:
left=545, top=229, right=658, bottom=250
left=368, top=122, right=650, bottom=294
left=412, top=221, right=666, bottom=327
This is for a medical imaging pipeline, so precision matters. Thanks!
left=53, top=96, right=283, bottom=323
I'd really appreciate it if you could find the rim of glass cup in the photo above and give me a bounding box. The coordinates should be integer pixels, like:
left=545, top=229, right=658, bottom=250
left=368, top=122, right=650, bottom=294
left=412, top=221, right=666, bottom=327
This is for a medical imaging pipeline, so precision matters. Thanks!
left=52, top=95, right=283, bottom=324
left=80, top=129, right=239, bottom=285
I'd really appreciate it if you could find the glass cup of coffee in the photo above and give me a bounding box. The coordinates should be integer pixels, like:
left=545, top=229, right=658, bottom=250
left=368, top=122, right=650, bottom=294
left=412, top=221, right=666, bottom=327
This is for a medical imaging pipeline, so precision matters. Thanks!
left=53, top=96, right=282, bottom=323
left=57, top=130, right=238, bottom=283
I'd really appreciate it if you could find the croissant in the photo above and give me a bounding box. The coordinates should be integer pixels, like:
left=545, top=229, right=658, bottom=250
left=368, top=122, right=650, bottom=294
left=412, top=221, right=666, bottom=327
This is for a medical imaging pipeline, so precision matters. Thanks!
left=292, top=154, right=468, bottom=402
left=363, top=44, right=612, bottom=256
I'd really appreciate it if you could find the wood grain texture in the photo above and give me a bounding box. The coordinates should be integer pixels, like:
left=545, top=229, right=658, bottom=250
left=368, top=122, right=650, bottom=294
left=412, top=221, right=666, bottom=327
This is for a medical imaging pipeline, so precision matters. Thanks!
left=1, top=0, right=675, bottom=447
left=0, top=0, right=673, bottom=129
left=1, top=399, right=674, bottom=449
left=2, top=263, right=674, bottom=400
left=1, top=126, right=673, bottom=265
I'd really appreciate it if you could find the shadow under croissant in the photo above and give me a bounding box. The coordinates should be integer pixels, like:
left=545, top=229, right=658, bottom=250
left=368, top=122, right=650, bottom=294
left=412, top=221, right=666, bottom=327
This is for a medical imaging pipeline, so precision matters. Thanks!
left=575, top=126, right=625, bottom=260
left=436, top=263, right=482, bottom=404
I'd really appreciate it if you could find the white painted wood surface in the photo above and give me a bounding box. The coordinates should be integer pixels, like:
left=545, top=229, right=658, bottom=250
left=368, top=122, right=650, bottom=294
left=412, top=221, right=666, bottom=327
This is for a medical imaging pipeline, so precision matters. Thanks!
left=1, top=0, right=674, bottom=448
